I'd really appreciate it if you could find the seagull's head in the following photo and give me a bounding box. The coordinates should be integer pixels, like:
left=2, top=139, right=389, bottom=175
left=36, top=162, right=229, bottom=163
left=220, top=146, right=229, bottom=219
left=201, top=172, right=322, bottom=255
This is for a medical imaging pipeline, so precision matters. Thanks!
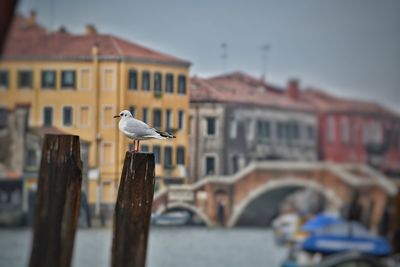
left=113, top=110, right=133, bottom=119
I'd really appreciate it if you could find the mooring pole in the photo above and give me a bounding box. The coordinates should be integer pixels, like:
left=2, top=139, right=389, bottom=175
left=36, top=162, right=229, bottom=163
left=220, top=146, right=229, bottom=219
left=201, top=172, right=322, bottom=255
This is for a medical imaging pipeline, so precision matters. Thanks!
left=111, top=152, right=155, bottom=267
left=29, top=134, right=82, bottom=267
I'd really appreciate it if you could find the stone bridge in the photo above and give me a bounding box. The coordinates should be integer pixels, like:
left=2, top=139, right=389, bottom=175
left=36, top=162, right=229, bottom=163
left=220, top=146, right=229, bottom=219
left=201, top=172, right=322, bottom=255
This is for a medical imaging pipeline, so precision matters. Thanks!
left=153, top=161, right=396, bottom=228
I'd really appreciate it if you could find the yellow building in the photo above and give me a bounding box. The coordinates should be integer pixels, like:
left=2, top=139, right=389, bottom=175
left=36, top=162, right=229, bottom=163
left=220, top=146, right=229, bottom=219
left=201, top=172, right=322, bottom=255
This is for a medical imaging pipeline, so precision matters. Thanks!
left=0, top=13, right=191, bottom=214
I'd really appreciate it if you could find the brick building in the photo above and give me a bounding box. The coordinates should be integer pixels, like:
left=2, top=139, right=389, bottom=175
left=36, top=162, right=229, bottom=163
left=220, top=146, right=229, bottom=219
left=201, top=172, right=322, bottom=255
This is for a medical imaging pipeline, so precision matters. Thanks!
left=303, top=89, right=400, bottom=175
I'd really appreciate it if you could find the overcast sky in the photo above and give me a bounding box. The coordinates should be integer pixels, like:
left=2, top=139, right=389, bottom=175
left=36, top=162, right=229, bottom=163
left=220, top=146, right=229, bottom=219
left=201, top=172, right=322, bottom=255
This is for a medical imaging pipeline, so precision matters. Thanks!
left=18, top=0, right=400, bottom=111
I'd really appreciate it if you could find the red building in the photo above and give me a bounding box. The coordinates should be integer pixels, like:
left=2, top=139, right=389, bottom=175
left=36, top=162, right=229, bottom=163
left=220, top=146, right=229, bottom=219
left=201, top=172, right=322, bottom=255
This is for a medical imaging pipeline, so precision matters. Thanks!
left=303, top=89, right=400, bottom=175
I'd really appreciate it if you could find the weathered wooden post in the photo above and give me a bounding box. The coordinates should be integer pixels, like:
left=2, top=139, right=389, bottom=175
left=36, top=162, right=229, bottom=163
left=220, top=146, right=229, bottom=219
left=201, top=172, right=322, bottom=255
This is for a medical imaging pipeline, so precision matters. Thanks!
left=111, top=152, right=155, bottom=267
left=29, top=134, right=82, bottom=267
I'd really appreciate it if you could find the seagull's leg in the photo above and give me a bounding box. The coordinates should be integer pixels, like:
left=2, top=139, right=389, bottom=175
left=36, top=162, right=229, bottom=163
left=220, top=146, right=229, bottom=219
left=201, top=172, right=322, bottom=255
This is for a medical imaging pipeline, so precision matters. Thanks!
left=137, top=141, right=140, bottom=152
left=131, top=140, right=135, bottom=152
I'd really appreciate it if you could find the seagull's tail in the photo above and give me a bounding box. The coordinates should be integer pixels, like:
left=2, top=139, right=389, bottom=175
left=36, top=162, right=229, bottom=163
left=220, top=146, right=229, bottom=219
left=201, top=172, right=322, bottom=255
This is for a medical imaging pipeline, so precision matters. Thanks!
left=156, top=130, right=176, bottom=139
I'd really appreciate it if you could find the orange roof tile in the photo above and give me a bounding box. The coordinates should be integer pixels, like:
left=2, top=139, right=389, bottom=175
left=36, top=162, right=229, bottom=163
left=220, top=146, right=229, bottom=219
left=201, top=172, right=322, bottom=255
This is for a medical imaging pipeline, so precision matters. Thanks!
left=191, top=72, right=314, bottom=112
left=302, top=89, right=400, bottom=117
left=2, top=14, right=190, bottom=66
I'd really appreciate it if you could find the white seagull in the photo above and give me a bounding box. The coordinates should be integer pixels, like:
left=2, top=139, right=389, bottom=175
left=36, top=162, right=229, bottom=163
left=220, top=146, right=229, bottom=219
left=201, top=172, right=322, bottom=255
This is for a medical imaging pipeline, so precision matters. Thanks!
left=113, top=110, right=175, bottom=152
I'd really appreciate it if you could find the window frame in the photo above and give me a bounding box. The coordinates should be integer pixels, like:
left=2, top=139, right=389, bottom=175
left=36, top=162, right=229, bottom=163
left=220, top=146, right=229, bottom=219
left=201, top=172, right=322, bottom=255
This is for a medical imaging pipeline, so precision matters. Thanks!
left=178, top=75, right=186, bottom=94
left=153, top=109, right=162, bottom=129
left=18, top=70, right=33, bottom=89
left=128, top=69, right=138, bottom=90
left=205, top=116, right=217, bottom=136
left=61, top=70, right=76, bottom=89
left=153, top=145, right=161, bottom=164
left=176, top=146, right=185, bottom=165
left=41, top=70, right=56, bottom=89
left=154, top=72, right=162, bottom=95
left=165, top=73, right=174, bottom=94
left=78, top=105, right=91, bottom=128
left=142, top=71, right=151, bottom=91
left=43, top=106, right=54, bottom=127
left=0, top=69, right=9, bottom=90
left=164, top=146, right=173, bottom=169
left=62, top=105, right=74, bottom=127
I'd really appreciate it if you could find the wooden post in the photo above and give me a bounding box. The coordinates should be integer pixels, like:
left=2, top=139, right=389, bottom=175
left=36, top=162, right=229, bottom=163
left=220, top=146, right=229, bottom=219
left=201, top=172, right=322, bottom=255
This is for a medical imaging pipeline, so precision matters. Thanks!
left=29, top=134, right=82, bottom=267
left=111, top=152, right=155, bottom=267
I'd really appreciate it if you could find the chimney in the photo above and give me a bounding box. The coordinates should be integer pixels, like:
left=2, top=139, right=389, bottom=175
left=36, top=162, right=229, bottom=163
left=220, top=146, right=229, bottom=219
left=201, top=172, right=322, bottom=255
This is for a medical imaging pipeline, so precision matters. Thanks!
left=287, top=79, right=300, bottom=100
left=58, top=26, right=68, bottom=34
left=85, top=24, right=97, bottom=35
left=28, top=10, right=37, bottom=26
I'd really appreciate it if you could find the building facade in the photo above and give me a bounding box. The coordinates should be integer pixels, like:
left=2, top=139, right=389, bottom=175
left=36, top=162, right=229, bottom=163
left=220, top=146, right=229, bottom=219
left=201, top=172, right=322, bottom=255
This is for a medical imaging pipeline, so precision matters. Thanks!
left=189, top=72, right=317, bottom=182
left=0, top=13, right=191, bottom=216
left=303, top=89, right=400, bottom=175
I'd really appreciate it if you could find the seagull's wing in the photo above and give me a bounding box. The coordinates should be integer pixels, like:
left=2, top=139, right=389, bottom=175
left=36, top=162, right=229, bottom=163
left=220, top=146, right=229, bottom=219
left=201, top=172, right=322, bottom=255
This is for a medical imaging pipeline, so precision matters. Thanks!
left=122, top=118, right=158, bottom=136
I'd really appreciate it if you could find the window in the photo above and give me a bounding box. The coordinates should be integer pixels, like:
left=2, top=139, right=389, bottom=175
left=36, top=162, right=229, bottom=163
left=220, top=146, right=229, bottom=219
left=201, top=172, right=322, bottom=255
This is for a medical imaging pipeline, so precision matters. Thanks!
left=41, top=70, right=56, bottom=89
left=307, top=125, right=315, bottom=140
left=153, top=145, right=161, bottom=164
left=327, top=116, right=336, bottom=143
left=142, top=71, right=150, bottom=91
left=0, top=108, right=7, bottom=128
left=141, top=145, right=149, bottom=152
left=128, top=69, right=137, bottom=90
left=257, top=121, right=270, bottom=138
left=102, top=142, right=113, bottom=164
left=165, top=74, right=174, bottom=93
left=277, top=122, right=285, bottom=140
left=0, top=70, right=9, bottom=89
left=230, top=120, right=237, bottom=139
left=62, top=106, right=73, bottom=126
left=18, top=70, right=32, bottom=88
left=129, top=106, right=136, bottom=117
left=26, top=149, right=37, bottom=167
left=178, top=75, right=186, bottom=94
left=164, top=146, right=173, bottom=169
left=153, top=109, right=162, bottom=129
left=43, top=107, right=53, bottom=127
left=79, top=106, right=90, bottom=127
left=61, top=70, right=76, bottom=88
left=80, top=69, right=91, bottom=90
left=102, top=69, right=114, bottom=90
left=154, top=72, right=162, bottom=95
left=142, top=108, right=148, bottom=123
left=291, top=122, right=299, bottom=139
left=166, top=109, right=172, bottom=130
left=206, top=117, right=216, bottom=135
left=205, top=156, right=215, bottom=175
left=176, top=146, right=185, bottom=165
left=103, top=106, right=113, bottom=127
left=341, top=118, right=350, bottom=144
left=232, top=155, right=239, bottom=173
left=178, top=110, right=184, bottom=130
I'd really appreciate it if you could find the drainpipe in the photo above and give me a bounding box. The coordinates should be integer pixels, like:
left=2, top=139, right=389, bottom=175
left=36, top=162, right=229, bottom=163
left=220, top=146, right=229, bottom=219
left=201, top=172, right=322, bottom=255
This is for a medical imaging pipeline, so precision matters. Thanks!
left=92, top=43, right=102, bottom=217
left=194, top=104, right=200, bottom=182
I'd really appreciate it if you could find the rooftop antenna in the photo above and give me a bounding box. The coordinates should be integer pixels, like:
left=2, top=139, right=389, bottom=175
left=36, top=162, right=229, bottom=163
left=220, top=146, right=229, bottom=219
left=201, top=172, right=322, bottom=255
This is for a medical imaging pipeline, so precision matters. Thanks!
left=261, top=44, right=270, bottom=81
left=49, top=0, right=54, bottom=31
left=221, top=42, right=228, bottom=72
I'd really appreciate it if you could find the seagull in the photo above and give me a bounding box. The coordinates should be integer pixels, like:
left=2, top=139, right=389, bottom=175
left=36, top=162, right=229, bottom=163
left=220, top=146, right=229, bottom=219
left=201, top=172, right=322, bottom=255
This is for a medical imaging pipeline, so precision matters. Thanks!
left=113, top=110, right=176, bottom=152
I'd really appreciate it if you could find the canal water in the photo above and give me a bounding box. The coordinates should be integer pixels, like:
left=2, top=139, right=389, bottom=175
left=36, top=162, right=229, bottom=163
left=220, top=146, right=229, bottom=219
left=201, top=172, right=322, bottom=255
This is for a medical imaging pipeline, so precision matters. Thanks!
left=0, top=227, right=288, bottom=267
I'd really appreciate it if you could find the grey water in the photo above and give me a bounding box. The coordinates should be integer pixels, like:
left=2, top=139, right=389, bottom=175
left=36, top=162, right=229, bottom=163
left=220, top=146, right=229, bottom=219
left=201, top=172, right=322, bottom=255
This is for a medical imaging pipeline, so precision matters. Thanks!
left=0, top=227, right=287, bottom=267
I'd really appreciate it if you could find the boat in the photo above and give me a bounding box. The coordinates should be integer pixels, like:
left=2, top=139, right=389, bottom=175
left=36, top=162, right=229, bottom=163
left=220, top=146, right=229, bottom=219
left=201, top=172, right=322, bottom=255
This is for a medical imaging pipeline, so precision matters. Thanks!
left=151, top=211, right=191, bottom=226
left=302, top=221, right=392, bottom=257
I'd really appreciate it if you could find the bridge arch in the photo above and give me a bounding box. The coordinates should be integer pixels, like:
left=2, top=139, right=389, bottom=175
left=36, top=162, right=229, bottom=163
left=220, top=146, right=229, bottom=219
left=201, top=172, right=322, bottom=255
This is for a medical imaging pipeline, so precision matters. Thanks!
left=157, top=201, right=214, bottom=227
left=227, top=177, right=343, bottom=227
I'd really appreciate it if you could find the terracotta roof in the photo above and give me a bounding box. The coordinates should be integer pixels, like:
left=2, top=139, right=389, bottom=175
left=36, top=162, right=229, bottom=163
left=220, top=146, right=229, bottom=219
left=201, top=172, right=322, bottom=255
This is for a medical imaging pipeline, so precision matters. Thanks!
left=191, top=72, right=314, bottom=112
left=2, top=14, right=190, bottom=66
left=303, top=89, right=400, bottom=117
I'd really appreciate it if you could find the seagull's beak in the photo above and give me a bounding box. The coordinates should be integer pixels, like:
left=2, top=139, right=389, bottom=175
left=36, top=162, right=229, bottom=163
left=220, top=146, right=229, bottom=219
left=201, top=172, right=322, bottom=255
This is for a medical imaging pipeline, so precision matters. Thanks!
left=113, top=115, right=120, bottom=118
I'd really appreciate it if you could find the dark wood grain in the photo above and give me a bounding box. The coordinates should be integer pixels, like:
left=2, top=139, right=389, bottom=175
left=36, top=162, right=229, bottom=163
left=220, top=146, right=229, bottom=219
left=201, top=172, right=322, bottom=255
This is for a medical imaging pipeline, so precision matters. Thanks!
left=111, top=152, right=155, bottom=267
left=29, top=134, right=82, bottom=267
